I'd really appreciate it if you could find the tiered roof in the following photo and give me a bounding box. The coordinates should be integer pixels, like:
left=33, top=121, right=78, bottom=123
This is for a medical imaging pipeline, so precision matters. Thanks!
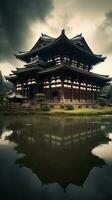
left=6, top=30, right=111, bottom=84
left=38, top=64, right=111, bottom=84
left=5, top=62, right=111, bottom=84
left=15, top=29, right=106, bottom=65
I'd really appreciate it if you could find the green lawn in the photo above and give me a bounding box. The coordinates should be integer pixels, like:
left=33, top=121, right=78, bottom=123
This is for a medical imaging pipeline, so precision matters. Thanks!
left=49, top=107, right=112, bottom=116
left=1, top=106, right=112, bottom=116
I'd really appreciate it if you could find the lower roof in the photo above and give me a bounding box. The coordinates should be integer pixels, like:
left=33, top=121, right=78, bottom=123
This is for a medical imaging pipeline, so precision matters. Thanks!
left=38, top=64, right=111, bottom=82
left=5, top=64, right=111, bottom=84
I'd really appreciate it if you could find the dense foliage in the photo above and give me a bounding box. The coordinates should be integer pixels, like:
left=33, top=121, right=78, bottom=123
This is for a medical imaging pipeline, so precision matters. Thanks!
left=41, top=105, right=50, bottom=111
left=101, top=84, right=112, bottom=99
left=0, top=92, right=6, bottom=106
left=97, top=97, right=107, bottom=107
left=100, top=84, right=112, bottom=105
left=0, top=71, right=13, bottom=93
left=36, top=93, right=46, bottom=108
left=0, top=71, right=13, bottom=106
left=65, top=104, right=74, bottom=110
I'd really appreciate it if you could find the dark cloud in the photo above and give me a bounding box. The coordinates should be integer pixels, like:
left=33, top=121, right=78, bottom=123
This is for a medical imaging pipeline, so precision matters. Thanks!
left=74, top=0, right=112, bottom=14
left=0, top=0, right=53, bottom=62
left=0, top=0, right=112, bottom=76
left=104, top=11, right=112, bottom=53
left=105, top=10, right=112, bottom=24
left=94, top=10, right=112, bottom=54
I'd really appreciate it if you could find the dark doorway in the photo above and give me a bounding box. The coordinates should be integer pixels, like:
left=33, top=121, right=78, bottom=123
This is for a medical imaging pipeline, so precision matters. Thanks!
left=52, top=91, right=59, bottom=101
left=52, top=91, right=59, bottom=97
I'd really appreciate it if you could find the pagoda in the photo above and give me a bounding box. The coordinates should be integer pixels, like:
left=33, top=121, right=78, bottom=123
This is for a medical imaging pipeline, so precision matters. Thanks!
left=6, top=29, right=111, bottom=105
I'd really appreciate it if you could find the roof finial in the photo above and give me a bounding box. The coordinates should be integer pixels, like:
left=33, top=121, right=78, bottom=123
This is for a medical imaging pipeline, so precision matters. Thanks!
left=62, top=29, right=65, bottom=35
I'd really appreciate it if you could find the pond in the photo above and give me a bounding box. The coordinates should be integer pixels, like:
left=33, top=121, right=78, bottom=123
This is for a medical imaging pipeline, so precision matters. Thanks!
left=0, top=115, right=112, bottom=200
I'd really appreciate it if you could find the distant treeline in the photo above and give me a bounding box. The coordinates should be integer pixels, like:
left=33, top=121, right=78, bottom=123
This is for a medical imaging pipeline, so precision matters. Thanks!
left=0, top=71, right=13, bottom=93
left=101, top=84, right=112, bottom=101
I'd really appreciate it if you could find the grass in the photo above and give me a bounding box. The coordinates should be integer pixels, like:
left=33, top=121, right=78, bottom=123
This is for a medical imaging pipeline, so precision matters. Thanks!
left=1, top=106, right=112, bottom=116
left=48, top=107, right=112, bottom=116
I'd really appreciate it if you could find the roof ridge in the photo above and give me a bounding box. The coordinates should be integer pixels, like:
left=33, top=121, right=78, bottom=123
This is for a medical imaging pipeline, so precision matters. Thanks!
left=71, top=34, right=82, bottom=40
left=41, top=33, right=55, bottom=39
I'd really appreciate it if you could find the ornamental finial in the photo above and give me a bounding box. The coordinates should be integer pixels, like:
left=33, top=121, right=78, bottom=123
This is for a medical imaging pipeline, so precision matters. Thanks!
left=62, top=29, right=65, bottom=35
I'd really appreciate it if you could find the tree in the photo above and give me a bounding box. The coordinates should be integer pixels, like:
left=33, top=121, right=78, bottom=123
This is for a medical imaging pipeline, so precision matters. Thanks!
left=100, top=84, right=112, bottom=103
left=0, top=71, right=13, bottom=93
left=97, top=97, right=107, bottom=107
left=36, top=93, right=46, bottom=108
left=0, top=92, right=6, bottom=107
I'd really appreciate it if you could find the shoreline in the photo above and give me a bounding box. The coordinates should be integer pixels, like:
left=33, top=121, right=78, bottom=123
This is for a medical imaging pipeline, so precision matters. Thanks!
left=0, top=107, right=112, bottom=116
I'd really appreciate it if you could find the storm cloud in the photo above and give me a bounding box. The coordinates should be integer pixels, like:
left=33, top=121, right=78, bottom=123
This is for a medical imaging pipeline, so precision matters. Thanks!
left=0, top=0, right=112, bottom=76
left=0, top=0, right=53, bottom=62
left=103, top=10, right=112, bottom=53
left=93, top=10, right=112, bottom=54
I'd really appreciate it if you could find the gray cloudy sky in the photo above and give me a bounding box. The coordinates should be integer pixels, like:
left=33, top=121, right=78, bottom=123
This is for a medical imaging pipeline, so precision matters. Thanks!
left=0, top=0, right=112, bottom=76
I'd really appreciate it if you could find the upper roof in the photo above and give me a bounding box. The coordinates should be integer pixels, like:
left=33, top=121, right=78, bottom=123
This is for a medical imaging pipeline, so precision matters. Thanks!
left=24, top=56, right=47, bottom=68
left=31, top=33, right=55, bottom=51
left=15, top=29, right=106, bottom=65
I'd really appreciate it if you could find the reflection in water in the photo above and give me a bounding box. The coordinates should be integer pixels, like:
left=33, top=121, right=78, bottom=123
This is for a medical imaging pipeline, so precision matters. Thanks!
left=0, top=115, right=112, bottom=200
left=0, top=130, right=13, bottom=145
left=92, top=132, right=112, bottom=165
left=7, top=117, right=109, bottom=187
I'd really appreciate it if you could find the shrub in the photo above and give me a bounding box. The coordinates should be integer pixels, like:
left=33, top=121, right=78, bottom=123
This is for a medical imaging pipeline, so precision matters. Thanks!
left=36, top=93, right=46, bottom=108
left=41, top=105, right=50, bottom=111
left=65, top=104, right=74, bottom=110
left=97, top=97, right=107, bottom=107
left=0, top=92, right=6, bottom=106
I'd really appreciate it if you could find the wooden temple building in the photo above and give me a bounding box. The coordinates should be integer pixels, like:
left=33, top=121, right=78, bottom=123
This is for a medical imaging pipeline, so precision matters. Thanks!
left=6, top=29, right=111, bottom=105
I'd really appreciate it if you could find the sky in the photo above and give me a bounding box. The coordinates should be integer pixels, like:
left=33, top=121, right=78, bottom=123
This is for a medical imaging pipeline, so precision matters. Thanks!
left=0, top=0, right=112, bottom=77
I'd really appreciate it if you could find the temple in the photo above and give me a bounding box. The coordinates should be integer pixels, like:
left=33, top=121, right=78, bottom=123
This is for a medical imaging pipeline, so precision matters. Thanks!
left=6, top=29, right=111, bottom=105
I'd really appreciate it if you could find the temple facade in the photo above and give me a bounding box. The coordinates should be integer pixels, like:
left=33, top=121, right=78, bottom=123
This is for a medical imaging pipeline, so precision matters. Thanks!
left=6, top=29, right=111, bottom=105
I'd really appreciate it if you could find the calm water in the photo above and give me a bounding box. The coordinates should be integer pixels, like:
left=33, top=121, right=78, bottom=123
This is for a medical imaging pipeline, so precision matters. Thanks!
left=0, top=115, right=112, bottom=200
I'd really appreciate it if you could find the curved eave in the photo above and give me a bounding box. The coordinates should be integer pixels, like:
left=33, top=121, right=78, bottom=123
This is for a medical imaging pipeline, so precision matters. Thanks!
left=15, top=32, right=106, bottom=64
left=71, top=36, right=93, bottom=54
left=30, top=35, right=55, bottom=51
left=5, top=75, right=17, bottom=82
left=11, top=68, right=25, bottom=74
left=38, top=64, right=111, bottom=83
left=14, top=66, right=41, bottom=75
left=24, top=58, right=47, bottom=68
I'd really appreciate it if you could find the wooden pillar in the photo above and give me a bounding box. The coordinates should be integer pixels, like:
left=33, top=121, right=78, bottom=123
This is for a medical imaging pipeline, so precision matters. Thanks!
left=21, top=82, right=23, bottom=95
left=27, top=81, right=29, bottom=100
left=35, top=84, right=37, bottom=96
left=96, top=86, right=100, bottom=99
left=16, top=83, right=17, bottom=93
left=91, top=84, right=94, bottom=105
left=49, top=80, right=51, bottom=101
left=27, top=86, right=29, bottom=100
left=78, top=81, right=81, bottom=103
left=33, top=84, right=35, bottom=98
left=71, top=80, right=74, bottom=102
left=25, top=82, right=27, bottom=97
left=61, top=78, right=64, bottom=104
left=35, top=82, right=38, bottom=95
left=27, top=84, right=29, bottom=100
left=85, top=82, right=87, bottom=104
